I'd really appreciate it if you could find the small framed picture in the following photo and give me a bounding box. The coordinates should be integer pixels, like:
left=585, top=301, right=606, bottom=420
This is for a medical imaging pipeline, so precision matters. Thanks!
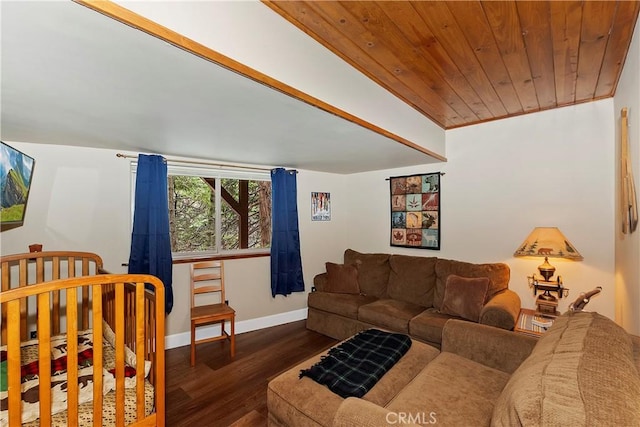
left=311, top=192, right=331, bottom=221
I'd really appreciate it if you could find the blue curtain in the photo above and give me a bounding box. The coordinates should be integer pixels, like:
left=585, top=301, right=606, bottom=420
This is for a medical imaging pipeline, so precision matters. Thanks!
left=270, top=168, right=304, bottom=297
left=128, top=154, right=173, bottom=313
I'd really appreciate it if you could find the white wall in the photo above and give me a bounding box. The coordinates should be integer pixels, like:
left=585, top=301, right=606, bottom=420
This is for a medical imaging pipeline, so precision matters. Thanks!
left=344, top=100, right=616, bottom=319
left=114, top=0, right=445, bottom=157
left=0, top=143, right=133, bottom=268
left=1, top=92, right=627, bottom=338
left=0, top=141, right=348, bottom=344
left=614, top=19, right=640, bottom=334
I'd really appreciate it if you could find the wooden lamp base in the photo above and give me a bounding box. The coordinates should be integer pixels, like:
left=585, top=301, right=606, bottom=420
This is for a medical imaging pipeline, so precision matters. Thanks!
left=536, top=296, right=559, bottom=316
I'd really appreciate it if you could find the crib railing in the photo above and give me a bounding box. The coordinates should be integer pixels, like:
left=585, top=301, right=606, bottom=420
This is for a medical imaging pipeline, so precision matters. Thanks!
left=0, top=251, right=104, bottom=343
left=0, top=272, right=165, bottom=427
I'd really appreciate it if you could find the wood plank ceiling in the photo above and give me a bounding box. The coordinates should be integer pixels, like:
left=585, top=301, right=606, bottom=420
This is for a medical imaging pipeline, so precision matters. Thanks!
left=264, top=1, right=640, bottom=129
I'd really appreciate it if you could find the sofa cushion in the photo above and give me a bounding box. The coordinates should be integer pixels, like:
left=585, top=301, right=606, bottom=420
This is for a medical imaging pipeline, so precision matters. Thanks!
left=387, top=255, right=437, bottom=308
left=307, top=309, right=372, bottom=341
left=313, top=272, right=329, bottom=292
left=386, top=352, right=511, bottom=426
left=409, top=308, right=454, bottom=346
left=492, top=312, right=640, bottom=426
left=325, top=262, right=361, bottom=294
left=358, top=299, right=425, bottom=333
left=440, top=275, right=490, bottom=322
left=434, top=259, right=509, bottom=310
left=362, top=340, right=439, bottom=407
left=308, top=291, right=377, bottom=319
left=344, top=249, right=391, bottom=298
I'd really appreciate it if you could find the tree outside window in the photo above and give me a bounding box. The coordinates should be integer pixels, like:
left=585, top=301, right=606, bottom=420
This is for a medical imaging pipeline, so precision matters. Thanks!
left=168, top=174, right=271, bottom=254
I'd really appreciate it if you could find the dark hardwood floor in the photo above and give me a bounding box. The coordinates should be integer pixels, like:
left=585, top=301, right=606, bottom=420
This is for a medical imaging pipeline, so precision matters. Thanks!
left=165, top=320, right=338, bottom=426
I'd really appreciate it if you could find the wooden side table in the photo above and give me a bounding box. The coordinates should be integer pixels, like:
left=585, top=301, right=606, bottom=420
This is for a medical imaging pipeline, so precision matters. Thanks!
left=514, top=308, right=557, bottom=337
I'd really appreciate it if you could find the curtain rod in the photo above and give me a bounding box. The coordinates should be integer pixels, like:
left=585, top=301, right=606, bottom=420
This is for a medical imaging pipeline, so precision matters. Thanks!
left=116, top=153, right=274, bottom=172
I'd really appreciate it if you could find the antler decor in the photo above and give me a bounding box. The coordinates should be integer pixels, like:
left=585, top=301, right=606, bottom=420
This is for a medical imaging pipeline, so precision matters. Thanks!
left=569, top=287, right=602, bottom=312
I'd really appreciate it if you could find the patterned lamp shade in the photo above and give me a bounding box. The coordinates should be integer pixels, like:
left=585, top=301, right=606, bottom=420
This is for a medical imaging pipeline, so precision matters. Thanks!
left=513, top=227, right=583, bottom=261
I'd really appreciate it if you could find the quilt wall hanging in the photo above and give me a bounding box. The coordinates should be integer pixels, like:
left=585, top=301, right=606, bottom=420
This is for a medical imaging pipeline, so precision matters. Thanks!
left=390, top=172, right=441, bottom=249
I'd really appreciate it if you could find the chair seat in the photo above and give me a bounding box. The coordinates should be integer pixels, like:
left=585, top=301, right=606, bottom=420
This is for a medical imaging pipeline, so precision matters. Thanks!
left=191, top=303, right=235, bottom=321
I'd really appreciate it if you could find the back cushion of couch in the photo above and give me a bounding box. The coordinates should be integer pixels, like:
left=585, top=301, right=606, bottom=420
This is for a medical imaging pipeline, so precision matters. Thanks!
left=434, top=259, right=509, bottom=311
left=491, top=312, right=640, bottom=426
left=344, top=249, right=390, bottom=298
left=387, top=255, right=437, bottom=308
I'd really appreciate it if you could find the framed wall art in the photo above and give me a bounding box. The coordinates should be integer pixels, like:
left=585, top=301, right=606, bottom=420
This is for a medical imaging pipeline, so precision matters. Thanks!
left=311, top=192, right=331, bottom=221
left=1, top=141, right=36, bottom=231
left=390, top=172, right=441, bottom=249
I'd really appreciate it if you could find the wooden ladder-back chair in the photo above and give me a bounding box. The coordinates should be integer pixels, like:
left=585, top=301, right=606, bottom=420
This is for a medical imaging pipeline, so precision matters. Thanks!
left=190, top=260, right=235, bottom=366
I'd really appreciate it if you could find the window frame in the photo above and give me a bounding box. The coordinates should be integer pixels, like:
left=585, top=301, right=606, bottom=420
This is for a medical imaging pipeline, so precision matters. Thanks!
left=131, top=162, right=271, bottom=261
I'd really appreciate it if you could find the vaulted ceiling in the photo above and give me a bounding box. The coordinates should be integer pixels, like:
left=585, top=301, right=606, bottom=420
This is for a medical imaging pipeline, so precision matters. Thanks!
left=265, top=1, right=640, bottom=129
left=2, top=1, right=639, bottom=174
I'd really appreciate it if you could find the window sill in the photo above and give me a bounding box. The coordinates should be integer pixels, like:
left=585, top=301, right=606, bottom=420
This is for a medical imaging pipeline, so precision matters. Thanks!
left=171, top=251, right=270, bottom=264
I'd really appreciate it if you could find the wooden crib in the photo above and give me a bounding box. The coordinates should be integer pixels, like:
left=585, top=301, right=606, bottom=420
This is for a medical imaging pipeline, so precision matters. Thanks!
left=0, top=251, right=165, bottom=426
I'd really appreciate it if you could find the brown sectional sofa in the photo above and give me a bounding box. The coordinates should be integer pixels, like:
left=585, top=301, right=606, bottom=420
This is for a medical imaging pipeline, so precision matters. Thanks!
left=268, top=311, right=640, bottom=426
left=307, top=249, right=521, bottom=348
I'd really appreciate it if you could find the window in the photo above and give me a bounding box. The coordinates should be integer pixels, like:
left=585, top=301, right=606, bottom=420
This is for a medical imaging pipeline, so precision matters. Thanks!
left=132, top=164, right=271, bottom=257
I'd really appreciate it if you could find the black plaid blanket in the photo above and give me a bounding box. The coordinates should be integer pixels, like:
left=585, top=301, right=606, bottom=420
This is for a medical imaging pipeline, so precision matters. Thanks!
left=299, top=328, right=412, bottom=398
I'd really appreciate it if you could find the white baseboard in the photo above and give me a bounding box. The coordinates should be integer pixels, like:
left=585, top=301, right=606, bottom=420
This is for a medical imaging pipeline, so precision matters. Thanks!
left=164, top=308, right=308, bottom=350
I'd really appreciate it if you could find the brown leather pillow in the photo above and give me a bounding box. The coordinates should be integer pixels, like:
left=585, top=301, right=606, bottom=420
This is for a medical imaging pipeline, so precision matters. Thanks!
left=440, top=275, right=490, bottom=322
left=325, top=262, right=361, bottom=294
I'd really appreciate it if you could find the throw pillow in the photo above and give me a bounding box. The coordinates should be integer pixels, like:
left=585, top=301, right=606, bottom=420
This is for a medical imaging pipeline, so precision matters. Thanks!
left=440, top=275, right=490, bottom=322
left=343, top=249, right=390, bottom=298
left=325, top=262, right=361, bottom=294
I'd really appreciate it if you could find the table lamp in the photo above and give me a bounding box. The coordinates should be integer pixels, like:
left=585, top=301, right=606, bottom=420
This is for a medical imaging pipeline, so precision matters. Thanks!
left=514, top=227, right=583, bottom=314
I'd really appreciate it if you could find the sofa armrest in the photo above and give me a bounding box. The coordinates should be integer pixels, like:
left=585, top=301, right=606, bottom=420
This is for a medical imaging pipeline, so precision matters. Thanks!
left=334, top=398, right=420, bottom=427
left=313, top=272, right=328, bottom=292
left=442, top=319, right=537, bottom=374
left=479, top=289, right=521, bottom=330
